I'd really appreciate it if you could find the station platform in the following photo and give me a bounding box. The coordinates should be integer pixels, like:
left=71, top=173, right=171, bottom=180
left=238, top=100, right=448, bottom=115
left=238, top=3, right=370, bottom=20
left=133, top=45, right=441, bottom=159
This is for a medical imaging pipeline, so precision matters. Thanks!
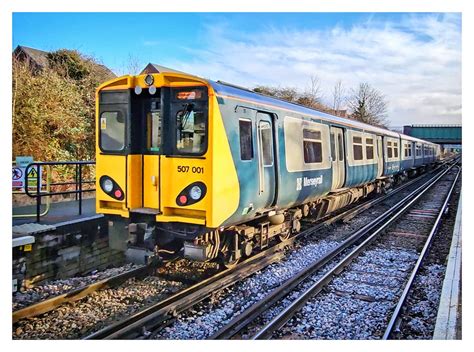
left=13, top=197, right=97, bottom=226
left=12, top=198, right=102, bottom=249
left=433, top=193, right=462, bottom=339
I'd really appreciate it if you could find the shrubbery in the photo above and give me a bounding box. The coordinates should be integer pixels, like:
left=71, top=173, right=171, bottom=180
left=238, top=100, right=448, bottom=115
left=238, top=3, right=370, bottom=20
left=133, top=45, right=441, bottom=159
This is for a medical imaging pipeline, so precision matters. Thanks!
left=12, top=49, right=115, bottom=162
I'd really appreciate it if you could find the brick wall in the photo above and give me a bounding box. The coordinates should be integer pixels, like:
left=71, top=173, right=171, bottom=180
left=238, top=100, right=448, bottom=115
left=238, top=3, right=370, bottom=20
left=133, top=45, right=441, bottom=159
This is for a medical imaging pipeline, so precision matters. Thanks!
left=12, top=218, right=125, bottom=290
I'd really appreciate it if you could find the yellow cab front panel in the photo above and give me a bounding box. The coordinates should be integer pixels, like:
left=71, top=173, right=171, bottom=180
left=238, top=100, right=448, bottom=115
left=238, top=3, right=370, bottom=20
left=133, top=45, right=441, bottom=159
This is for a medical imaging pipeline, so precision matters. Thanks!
left=95, top=72, right=239, bottom=230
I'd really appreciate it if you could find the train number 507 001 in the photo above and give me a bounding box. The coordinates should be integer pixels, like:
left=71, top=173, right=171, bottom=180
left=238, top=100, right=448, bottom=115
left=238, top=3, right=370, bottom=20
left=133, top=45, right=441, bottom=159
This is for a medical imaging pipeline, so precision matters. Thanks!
left=177, top=166, right=204, bottom=174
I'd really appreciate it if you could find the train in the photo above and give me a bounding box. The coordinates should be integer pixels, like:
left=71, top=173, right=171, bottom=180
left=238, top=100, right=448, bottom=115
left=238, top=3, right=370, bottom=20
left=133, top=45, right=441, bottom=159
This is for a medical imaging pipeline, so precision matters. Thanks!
left=95, top=68, right=441, bottom=266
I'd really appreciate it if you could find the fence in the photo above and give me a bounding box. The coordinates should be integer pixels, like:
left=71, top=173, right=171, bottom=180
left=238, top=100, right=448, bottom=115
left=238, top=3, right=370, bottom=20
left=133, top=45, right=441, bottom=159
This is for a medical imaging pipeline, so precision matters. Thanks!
left=13, top=161, right=96, bottom=223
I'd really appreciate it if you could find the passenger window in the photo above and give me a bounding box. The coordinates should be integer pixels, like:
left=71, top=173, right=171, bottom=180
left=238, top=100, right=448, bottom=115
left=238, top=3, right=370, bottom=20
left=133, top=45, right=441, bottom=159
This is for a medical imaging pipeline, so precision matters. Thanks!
left=393, top=142, right=399, bottom=158
left=387, top=141, right=393, bottom=158
left=259, top=121, right=273, bottom=166
left=239, top=119, right=253, bottom=161
left=338, top=133, right=344, bottom=161
left=303, top=129, right=323, bottom=163
left=405, top=143, right=411, bottom=158
left=353, top=136, right=363, bottom=161
left=366, top=138, right=374, bottom=160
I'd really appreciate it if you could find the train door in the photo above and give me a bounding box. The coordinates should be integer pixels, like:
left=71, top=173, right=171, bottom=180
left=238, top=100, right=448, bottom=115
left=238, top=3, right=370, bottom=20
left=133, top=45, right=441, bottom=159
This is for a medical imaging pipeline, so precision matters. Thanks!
left=256, top=112, right=276, bottom=209
left=330, top=127, right=345, bottom=189
left=142, top=98, right=161, bottom=211
left=376, top=136, right=383, bottom=177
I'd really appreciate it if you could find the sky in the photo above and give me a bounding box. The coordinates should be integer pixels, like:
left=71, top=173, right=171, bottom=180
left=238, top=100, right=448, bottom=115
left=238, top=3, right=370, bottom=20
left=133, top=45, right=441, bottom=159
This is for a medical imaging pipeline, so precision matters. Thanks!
left=12, top=12, right=462, bottom=127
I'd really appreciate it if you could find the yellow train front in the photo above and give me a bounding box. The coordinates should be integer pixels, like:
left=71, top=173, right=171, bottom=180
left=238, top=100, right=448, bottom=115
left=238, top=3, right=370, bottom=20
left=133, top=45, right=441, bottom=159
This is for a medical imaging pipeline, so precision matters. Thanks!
left=96, top=71, right=242, bottom=265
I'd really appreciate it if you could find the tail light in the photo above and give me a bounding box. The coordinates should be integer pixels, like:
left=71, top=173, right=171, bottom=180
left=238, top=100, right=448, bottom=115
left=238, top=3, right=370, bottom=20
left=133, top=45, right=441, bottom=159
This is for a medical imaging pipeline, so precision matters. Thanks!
left=100, top=176, right=124, bottom=200
left=176, top=182, right=206, bottom=206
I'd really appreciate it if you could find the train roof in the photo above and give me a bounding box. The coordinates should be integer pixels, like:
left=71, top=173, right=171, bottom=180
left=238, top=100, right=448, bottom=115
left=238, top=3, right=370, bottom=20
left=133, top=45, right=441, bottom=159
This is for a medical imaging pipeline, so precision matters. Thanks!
left=209, top=80, right=401, bottom=138
left=208, top=79, right=438, bottom=147
left=101, top=69, right=438, bottom=147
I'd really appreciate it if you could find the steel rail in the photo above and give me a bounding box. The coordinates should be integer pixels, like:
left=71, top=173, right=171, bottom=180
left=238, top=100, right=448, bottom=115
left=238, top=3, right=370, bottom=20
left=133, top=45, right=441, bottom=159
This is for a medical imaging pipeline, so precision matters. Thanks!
left=382, top=166, right=461, bottom=339
left=12, top=265, right=151, bottom=323
left=251, top=162, right=458, bottom=340
left=211, top=163, right=455, bottom=339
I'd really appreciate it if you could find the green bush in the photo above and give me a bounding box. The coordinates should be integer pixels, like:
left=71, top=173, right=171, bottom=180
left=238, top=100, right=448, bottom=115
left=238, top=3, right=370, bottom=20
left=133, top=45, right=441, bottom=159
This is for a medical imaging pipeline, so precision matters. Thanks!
left=12, top=49, right=115, bottom=162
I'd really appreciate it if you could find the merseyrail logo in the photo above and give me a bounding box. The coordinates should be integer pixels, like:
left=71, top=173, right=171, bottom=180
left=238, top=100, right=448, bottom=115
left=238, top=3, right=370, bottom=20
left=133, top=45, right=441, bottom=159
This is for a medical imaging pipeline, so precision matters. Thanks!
left=296, top=175, right=323, bottom=191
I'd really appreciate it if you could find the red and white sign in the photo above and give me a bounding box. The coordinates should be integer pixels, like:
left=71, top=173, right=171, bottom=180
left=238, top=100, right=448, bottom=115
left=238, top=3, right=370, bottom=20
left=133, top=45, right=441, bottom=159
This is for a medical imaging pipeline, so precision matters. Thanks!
left=12, top=167, right=25, bottom=188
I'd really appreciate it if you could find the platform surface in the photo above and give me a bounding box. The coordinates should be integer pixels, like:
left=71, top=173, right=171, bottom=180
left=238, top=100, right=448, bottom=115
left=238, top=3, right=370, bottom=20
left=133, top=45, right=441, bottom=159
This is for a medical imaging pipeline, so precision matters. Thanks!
left=12, top=197, right=97, bottom=226
left=433, top=193, right=462, bottom=339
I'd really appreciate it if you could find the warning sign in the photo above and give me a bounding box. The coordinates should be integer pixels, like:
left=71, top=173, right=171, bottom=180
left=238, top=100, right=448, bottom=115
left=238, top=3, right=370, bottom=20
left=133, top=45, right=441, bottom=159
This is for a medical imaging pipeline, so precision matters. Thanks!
left=26, top=166, right=42, bottom=188
left=12, top=156, right=42, bottom=189
left=12, top=167, right=24, bottom=188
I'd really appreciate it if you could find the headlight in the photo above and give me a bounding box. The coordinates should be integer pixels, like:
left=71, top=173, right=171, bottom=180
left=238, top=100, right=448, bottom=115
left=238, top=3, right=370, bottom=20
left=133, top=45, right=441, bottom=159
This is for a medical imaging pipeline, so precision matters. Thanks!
left=189, top=185, right=202, bottom=200
left=134, top=85, right=142, bottom=95
left=102, top=178, right=114, bottom=193
left=145, top=74, right=154, bottom=86
left=149, top=85, right=157, bottom=95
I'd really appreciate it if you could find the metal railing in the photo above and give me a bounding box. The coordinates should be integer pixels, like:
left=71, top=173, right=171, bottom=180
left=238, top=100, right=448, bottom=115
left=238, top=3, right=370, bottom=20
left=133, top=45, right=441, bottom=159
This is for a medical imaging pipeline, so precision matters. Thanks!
left=12, top=162, right=52, bottom=219
left=16, top=161, right=95, bottom=223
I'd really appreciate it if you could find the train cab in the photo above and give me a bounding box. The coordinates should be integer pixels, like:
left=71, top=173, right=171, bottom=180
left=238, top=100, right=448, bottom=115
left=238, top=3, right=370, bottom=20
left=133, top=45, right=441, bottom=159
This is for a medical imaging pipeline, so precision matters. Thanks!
left=96, top=73, right=240, bottom=255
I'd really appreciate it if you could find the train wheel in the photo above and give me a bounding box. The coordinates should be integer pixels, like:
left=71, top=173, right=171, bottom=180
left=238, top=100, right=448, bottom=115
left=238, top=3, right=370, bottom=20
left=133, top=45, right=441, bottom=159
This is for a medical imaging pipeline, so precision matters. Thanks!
left=278, top=230, right=291, bottom=241
left=223, top=258, right=240, bottom=269
left=218, top=254, right=240, bottom=270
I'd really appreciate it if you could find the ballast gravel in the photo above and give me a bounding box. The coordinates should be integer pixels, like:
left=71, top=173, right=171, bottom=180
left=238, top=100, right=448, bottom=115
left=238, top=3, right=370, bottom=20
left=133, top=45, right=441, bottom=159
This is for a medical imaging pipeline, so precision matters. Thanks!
left=13, top=276, right=184, bottom=339
left=278, top=247, right=419, bottom=339
left=401, top=264, right=447, bottom=339
left=153, top=240, right=341, bottom=339
left=13, top=263, right=140, bottom=311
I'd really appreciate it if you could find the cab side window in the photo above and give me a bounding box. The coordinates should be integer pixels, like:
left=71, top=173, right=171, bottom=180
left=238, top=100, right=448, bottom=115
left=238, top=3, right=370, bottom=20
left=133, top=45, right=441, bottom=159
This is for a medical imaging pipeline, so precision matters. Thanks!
left=239, top=119, right=253, bottom=161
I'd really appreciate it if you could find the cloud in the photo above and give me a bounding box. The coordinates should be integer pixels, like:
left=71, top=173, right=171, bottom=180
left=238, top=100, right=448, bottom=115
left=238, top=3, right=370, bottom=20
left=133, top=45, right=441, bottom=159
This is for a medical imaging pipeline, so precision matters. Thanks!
left=163, top=13, right=461, bottom=127
left=143, top=40, right=161, bottom=46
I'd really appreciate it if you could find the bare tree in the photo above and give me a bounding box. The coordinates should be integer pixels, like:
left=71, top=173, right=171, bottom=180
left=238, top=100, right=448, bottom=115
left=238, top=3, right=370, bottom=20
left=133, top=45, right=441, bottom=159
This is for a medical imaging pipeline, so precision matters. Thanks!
left=253, top=75, right=333, bottom=114
left=119, top=53, right=142, bottom=75
left=303, top=75, right=323, bottom=105
left=332, top=80, right=345, bottom=116
left=347, top=82, right=388, bottom=127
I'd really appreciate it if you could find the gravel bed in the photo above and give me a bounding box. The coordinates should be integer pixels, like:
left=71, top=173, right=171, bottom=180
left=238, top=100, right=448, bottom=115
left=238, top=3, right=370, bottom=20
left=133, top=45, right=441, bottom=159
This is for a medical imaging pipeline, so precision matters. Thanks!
left=393, top=178, right=461, bottom=339
left=13, top=276, right=184, bottom=339
left=276, top=168, right=459, bottom=340
left=157, top=258, right=220, bottom=282
left=277, top=247, right=418, bottom=339
left=153, top=240, right=341, bottom=339
left=150, top=171, right=450, bottom=340
left=13, top=263, right=140, bottom=311
left=398, top=264, right=446, bottom=339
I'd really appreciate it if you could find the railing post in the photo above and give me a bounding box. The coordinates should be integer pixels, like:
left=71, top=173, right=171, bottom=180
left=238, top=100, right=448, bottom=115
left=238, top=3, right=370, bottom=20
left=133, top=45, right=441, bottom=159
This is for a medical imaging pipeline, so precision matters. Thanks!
left=78, top=163, right=83, bottom=215
left=75, top=164, right=79, bottom=201
left=35, top=164, right=41, bottom=223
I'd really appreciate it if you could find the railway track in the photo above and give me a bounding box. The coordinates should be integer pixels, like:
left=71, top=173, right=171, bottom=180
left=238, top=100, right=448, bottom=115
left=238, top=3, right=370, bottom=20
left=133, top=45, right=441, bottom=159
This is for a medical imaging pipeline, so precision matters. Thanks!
left=85, top=160, right=455, bottom=340
left=87, top=166, right=452, bottom=339
left=211, top=161, right=460, bottom=340
left=12, top=265, right=151, bottom=324
left=12, top=159, right=457, bottom=339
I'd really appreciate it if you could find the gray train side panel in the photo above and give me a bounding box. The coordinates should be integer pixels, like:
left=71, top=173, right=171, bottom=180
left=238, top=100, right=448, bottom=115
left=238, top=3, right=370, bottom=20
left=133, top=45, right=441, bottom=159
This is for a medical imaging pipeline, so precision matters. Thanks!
left=216, top=96, right=332, bottom=227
